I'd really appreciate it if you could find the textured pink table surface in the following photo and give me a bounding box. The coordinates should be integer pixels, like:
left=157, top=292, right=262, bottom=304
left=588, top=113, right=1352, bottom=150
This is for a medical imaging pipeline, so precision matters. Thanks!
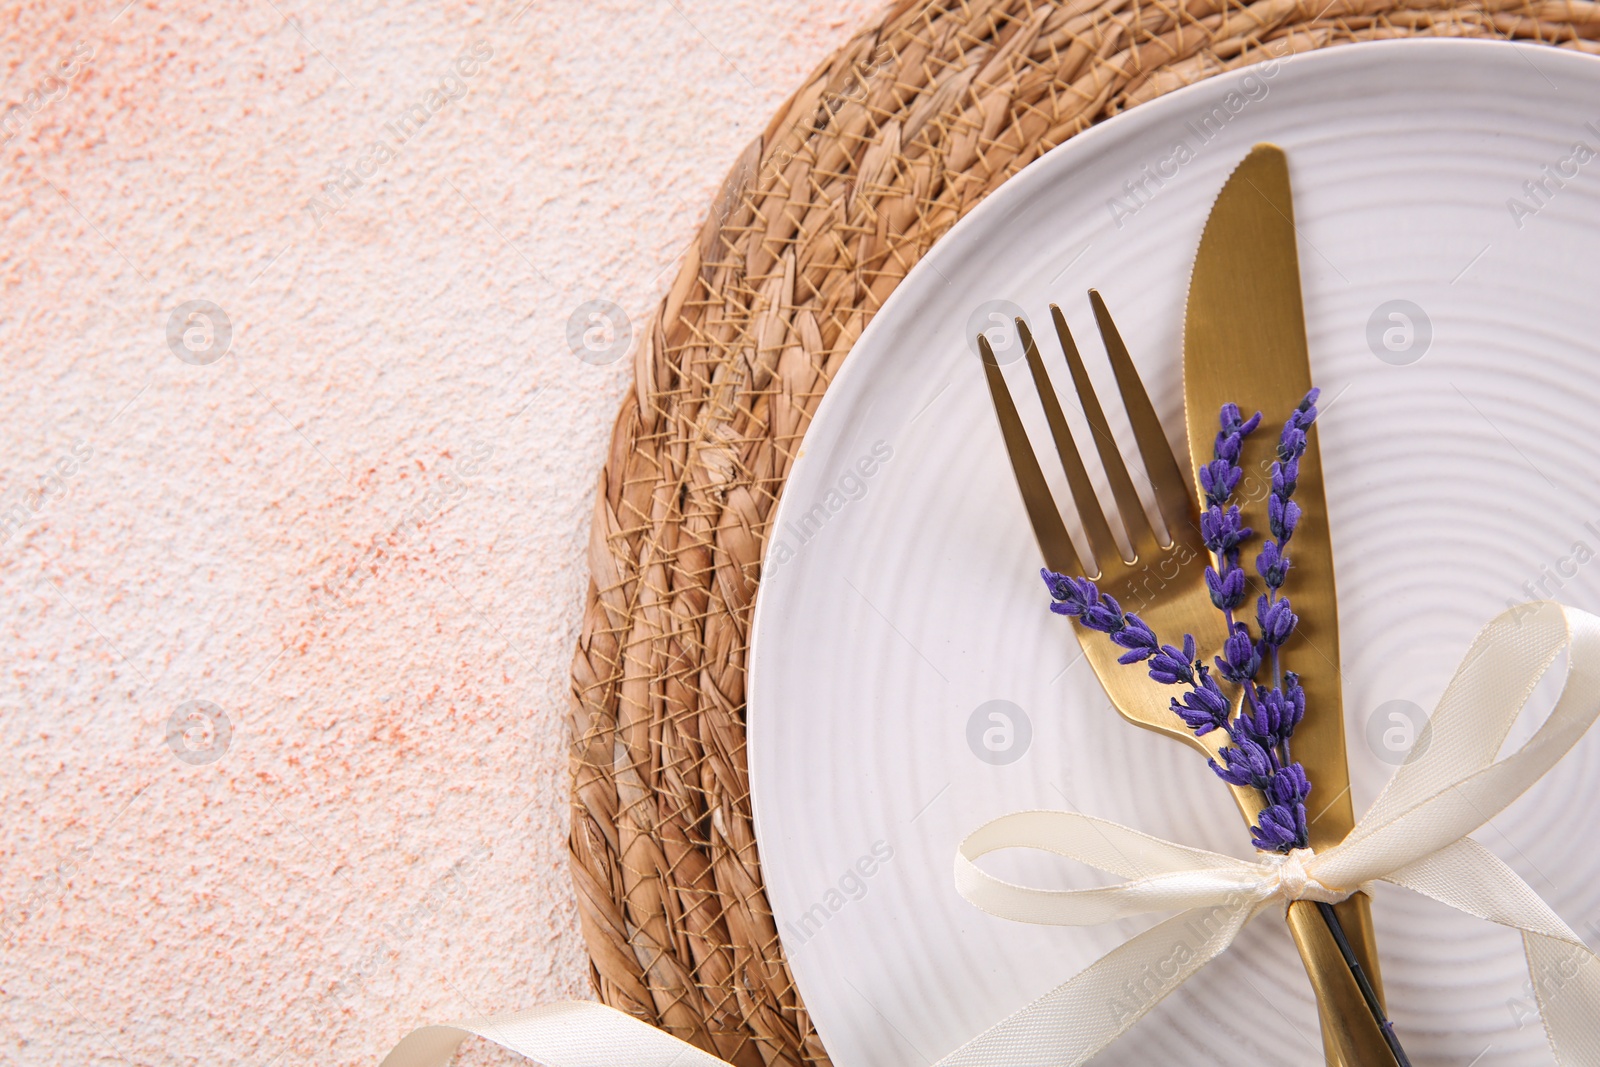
left=0, top=1, right=881, bottom=1063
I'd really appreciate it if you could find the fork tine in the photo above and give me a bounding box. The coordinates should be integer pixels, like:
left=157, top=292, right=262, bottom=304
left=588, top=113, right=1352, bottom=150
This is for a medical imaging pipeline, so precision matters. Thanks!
left=1088, top=289, right=1197, bottom=543
left=1049, top=305, right=1153, bottom=558
left=978, top=334, right=1081, bottom=576
left=1016, top=318, right=1121, bottom=573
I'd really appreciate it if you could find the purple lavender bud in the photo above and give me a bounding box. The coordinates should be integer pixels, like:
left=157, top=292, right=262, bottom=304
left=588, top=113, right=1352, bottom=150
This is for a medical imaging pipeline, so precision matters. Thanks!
left=1256, top=595, right=1298, bottom=647
left=1251, top=803, right=1306, bottom=852
left=1255, top=540, right=1290, bottom=590
left=1277, top=426, right=1307, bottom=462
left=1200, top=505, right=1252, bottom=555
left=1215, top=430, right=1243, bottom=463
left=1228, top=684, right=1267, bottom=742
left=1042, top=572, right=1134, bottom=634
left=1172, top=699, right=1221, bottom=734
left=1277, top=390, right=1320, bottom=462
left=1041, top=568, right=1075, bottom=602
left=1219, top=403, right=1263, bottom=438
left=1236, top=684, right=1297, bottom=746
left=1080, top=595, right=1124, bottom=633
left=1110, top=613, right=1160, bottom=662
left=1147, top=633, right=1198, bottom=684
left=1233, top=700, right=1271, bottom=745
left=1267, top=762, right=1312, bottom=806
left=1199, top=459, right=1242, bottom=506
left=1283, top=673, right=1305, bottom=727
left=1170, top=668, right=1229, bottom=734
left=1283, top=801, right=1310, bottom=851
left=1267, top=494, right=1301, bottom=542
left=1210, top=737, right=1274, bottom=789
left=1251, top=685, right=1293, bottom=741
left=1205, top=563, right=1248, bottom=611
left=1270, top=458, right=1299, bottom=498
left=1042, top=570, right=1101, bottom=616
left=1216, top=623, right=1261, bottom=684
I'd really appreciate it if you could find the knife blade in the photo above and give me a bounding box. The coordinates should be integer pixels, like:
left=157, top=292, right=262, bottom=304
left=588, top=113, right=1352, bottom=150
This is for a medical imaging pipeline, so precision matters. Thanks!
left=1184, top=143, right=1393, bottom=1067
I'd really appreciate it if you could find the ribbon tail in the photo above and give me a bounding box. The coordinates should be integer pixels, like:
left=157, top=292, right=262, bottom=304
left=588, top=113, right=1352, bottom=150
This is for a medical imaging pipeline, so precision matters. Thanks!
left=1383, top=838, right=1579, bottom=942
left=1383, top=837, right=1600, bottom=1065
left=934, top=897, right=1264, bottom=1067
left=379, top=1002, right=735, bottom=1067
left=1525, top=932, right=1600, bottom=1067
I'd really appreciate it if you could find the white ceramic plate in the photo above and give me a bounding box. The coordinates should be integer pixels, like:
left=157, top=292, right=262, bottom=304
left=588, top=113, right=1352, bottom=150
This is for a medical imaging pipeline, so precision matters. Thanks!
left=747, top=38, right=1600, bottom=1067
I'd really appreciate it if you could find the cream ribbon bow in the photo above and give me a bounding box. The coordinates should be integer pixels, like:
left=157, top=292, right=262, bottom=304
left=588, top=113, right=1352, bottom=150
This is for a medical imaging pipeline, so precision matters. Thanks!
left=381, top=602, right=1600, bottom=1067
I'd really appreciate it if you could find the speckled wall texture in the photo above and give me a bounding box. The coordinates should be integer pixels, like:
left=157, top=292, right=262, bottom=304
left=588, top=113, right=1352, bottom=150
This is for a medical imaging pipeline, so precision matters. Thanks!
left=0, top=1, right=880, bottom=1063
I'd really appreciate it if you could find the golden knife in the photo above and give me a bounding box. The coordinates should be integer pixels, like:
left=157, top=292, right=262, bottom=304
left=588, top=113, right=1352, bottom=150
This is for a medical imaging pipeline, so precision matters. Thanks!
left=1184, top=144, right=1396, bottom=1067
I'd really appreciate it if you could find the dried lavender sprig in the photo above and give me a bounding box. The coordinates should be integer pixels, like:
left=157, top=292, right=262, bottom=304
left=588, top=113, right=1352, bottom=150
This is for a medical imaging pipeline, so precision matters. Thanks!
left=1249, top=388, right=1319, bottom=765
left=1043, top=392, right=1408, bottom=1059
left=1194, top=401, right=1312, bottom=852
left=1225, top=391, right=1320, bottom=851
left=1256, top=389, right=1318, bottom=632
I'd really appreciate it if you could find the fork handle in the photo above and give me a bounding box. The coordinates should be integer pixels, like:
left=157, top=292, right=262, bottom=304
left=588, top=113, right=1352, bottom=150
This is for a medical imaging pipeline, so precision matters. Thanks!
left=1286, top=894, right=1397, bottom=1067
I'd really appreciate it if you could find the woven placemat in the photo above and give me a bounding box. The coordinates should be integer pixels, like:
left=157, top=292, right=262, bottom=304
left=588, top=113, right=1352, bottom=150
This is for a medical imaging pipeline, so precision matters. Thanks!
left=567, top=2, right=1600, bottom=1063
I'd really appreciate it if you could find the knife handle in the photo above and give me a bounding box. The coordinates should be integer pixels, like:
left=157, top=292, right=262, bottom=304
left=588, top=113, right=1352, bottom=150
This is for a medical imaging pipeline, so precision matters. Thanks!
left=1285, top=894, right=1395, bottom=1066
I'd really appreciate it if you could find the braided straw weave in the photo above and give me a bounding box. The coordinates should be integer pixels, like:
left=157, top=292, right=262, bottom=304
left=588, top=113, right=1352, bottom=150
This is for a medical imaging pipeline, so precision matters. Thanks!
left=568, top=1, right=1600, bottom=1063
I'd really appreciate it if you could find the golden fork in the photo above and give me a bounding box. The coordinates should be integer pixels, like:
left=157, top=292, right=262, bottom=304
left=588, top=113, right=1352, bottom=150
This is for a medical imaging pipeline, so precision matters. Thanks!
left=977, top=291, right=1397, bottom=1066
left=979, top=294, right=1227, bottom=750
